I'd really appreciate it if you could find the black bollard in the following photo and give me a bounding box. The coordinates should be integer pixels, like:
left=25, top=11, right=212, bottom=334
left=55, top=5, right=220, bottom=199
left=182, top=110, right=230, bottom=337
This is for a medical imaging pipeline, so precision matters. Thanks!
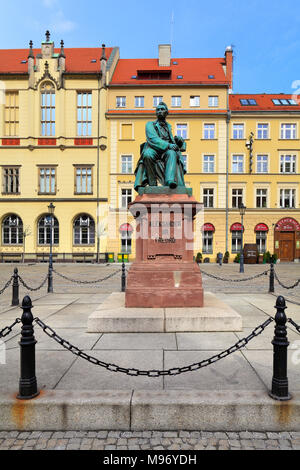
left=269, top=295, right=291, bottom=401
left=11, top=268, right=19, bottom=306
left=269, top=263, right=275, bottom=293
left=121, top=260, right=126, bottom=292
left=17, top=296, right=39, bottom=400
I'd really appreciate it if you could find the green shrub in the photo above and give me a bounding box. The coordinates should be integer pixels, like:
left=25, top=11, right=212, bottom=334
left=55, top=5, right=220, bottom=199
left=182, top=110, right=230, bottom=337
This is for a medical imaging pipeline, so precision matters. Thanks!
left=234, top=253, right=240, bottom=263
left=196, top=252, right=202, bottom=263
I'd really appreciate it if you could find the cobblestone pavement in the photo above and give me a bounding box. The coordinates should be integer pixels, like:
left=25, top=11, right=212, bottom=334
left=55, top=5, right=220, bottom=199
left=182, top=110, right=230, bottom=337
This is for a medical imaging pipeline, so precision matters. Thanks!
left=0, top=430, right=300, bottom=450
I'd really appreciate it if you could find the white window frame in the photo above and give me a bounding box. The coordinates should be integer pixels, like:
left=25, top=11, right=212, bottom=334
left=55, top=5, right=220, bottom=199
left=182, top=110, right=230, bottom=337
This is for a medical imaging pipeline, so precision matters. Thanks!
left=231, top=188, right=244, bottom=208
left=232, top=123, right=245, bottom=139
left=208, top=96, right=219, bottom=107
left=256, top=188, right=268, bottom=208
left=203, top=155, right=215, bottom=173
left=232, top=154, right=244, bottom=173
left=231, top=230, right=242, bottom=253
left=203, top=123, right=216, bottom=139
left=153, top=96, right=163, bottom=107
left=120, top=188, right=132, bottom=209
left=181, top=154, right=188, bottom=173
left=256, top=231, right=267, bottom=253
left=77, top=91, right=92, bottom=136
left=171, top=96, right=182, bottom=107
left=176, top=123, right=188, bottom=139
left=120, top=155, right=133, bottom=174
left=203, top=188, right=214, bottom=208
left=116, top=96, right=126, bottom=108
left=280, top=123, right=297, bottom=139
left=257, top=123, right=269, bottom=139
left=134, top=96, right=144, bottom=108
left=280, top=154, right=296, bottom=174
left=256, top=154, right=269, bottom=173
left=279, top=188, right=296, bottom=208
left=202, top=231, right=213, bottom=253
left=190, top=95, right=200, bottom=107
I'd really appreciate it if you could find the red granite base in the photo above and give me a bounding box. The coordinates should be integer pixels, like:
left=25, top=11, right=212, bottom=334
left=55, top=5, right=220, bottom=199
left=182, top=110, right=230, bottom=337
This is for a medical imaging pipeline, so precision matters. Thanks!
left=125, top=262, right=203, bottom=308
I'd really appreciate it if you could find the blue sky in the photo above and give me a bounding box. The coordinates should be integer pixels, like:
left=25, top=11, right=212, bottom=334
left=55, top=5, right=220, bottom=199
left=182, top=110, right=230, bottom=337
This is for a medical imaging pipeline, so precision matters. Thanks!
left=1, top=0, right=300, bottom=94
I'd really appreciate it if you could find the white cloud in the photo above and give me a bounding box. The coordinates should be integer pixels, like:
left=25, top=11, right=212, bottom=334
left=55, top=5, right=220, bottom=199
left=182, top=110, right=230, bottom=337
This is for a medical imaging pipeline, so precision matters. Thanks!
left=42, top=0, right=58, bottom=7
left=51, top=10, right=76, bottom=33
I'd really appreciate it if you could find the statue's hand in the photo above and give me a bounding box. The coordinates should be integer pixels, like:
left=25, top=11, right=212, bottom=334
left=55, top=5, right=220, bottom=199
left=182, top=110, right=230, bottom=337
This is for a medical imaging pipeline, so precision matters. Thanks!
left=169, top=143, right=179, bottom=151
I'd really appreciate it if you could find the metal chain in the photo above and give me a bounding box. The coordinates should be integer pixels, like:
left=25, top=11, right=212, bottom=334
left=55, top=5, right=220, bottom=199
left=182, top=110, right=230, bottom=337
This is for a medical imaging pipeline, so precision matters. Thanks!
left=52, top=268, right=121, bottom=285
left=0, top=276, right=13, bottom=295
left=34, top=316, right=274, bottom=377
left=288, top=318, right=300, bottom=334
left=0, top=318, right=21, bottom=338
left=274, top=271, right=300, bottom=290
left=200, top=268, right=270, bottom=283
left=18, top=274, right=48, bottom=292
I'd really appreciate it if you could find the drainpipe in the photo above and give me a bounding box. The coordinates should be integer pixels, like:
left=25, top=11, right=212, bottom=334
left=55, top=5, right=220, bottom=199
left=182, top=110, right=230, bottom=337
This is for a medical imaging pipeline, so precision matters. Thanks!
left=226, top=88, right=231, bottom=253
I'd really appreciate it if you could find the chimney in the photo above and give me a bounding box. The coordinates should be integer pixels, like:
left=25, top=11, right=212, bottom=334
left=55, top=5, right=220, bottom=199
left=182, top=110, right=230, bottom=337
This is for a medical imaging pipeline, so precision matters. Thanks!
left=100, top=43, right=107, bottom=87
left=158, top=44, right=171, bottom=66
left=225, top=45, right=233, bottom=92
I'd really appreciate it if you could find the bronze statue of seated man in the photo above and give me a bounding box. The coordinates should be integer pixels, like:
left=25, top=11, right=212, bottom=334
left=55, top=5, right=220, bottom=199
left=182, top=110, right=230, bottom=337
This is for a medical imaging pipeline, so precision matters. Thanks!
left=134, top=102, right=186, bottom=191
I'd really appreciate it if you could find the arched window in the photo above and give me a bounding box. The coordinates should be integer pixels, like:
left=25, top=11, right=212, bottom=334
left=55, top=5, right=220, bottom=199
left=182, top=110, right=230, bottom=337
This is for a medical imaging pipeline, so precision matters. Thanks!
left=38, top=215, right=59, bottom=245
left=2, top=215, right=23, bottom=244
left=120, top=223, right=133, bottom=253
left=74, top=215, right=95, bottom=245
left=41, top=82, right=55, bottom=136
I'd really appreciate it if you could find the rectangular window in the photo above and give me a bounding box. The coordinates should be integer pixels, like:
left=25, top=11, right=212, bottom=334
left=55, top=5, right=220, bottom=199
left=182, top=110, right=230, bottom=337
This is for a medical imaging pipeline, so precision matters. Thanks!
left=77, top=92, right=92, bottom=136
left=280, top=154, right=296, bottom=173
left=171, top=96, right=181, bottom=107
left=153, top=96, right=163, bottom=107
left=203, top=188, right=214, bottom=208
left=280, top=189, right=295, bottom=208
left=121, top=231, right=132, bottom=253
left=281, top=123, right=296, bottom=139
left=5, top=92, right=19, bottom=136
left=75, top=167, right=92, bottom=194
left=203, top=124, right=215, bottom=139
left=232, top=231, right=242, bottom=253
left=116, top=96, right=126, bottom=108
left=190, top=96, right=200, bottom=107
left=257, top=123, right=269, bottom=139
left=256, top=188, right=267, bottom=208
left=232, top=189, right=243, bottom=208
left=2, top=167, right=19, bottom=194
left=256, top=231, right=267, bottom=253
left=202, top=231, right=213, bottom=253
left=39, top=167, right=56, bottom=194
left=181, top=155, right=187, bottom=172
left=41, top=83, right=55, bottom=136
left=121, top=155, right=133, bottom=174
left=135, top=96, right=144, bottom=108
left=257, top=155, right=268, bottom=173
left=203, top=155, right=215, bottom=173
left=121, top=189, right=132, bottom=209
left=208, top=96, right=219, bottom=107
left=176, top=124, right=187, bottom=139
left=233, top=124, right=245, bottom=139
left=232, top=155, right=244, bottom=173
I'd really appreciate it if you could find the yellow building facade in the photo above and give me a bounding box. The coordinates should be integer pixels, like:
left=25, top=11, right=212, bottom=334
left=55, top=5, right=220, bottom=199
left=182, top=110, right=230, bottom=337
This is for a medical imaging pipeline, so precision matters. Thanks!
left=0, top=36, right=300, bottom=263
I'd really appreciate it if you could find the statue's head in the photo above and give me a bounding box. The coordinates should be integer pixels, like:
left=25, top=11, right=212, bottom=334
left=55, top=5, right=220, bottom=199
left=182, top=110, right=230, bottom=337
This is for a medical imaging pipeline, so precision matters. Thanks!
left=156, top=102, right=168, bottom=120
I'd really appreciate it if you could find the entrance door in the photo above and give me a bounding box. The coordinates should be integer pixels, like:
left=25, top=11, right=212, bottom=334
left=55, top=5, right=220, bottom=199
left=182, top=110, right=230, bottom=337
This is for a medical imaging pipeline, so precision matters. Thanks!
left=279, top=232, right=294, bottom=261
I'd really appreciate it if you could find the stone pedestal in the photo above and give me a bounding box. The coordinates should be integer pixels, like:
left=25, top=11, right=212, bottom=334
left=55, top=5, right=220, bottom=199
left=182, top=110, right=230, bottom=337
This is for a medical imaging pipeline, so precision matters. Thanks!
left=125, top=189, right=203, bottom=308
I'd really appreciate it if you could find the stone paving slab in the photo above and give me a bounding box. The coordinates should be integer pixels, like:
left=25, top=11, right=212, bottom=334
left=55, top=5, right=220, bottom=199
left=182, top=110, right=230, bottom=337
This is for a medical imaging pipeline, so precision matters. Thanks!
left=163, top=350, right=266, bottom=391
left=93, top=333, right=177, bottom=350
left=176, top=332, right=240, bottom=350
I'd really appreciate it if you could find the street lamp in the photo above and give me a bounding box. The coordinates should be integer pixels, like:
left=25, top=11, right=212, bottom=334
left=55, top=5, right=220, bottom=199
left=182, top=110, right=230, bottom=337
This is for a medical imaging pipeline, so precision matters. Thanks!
left=239, top=203, right=246, bottom=273
left=47, top=202, right=55, bottom=293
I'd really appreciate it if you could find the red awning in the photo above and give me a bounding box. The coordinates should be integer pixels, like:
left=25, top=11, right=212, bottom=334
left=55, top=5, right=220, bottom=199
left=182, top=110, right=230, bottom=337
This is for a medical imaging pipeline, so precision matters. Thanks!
left=119, top=223, right=133, bottom=232
left=202, top=223, right=215, bottom=232
left=255, top=223, right=269, bottom=232
left=230, top=223, right=244, bottom=231
left=275, top=217, right=300, bottom=231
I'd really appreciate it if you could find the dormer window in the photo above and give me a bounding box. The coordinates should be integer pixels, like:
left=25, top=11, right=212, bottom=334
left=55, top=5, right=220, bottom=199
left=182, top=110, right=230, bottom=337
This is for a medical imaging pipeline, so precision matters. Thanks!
left=41, top=82, right=55, bottom=136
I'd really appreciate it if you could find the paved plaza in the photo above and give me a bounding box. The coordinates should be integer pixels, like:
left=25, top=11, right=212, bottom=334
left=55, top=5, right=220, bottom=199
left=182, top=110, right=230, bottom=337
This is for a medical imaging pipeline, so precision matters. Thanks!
left=0, top=262, right=300, bottom=450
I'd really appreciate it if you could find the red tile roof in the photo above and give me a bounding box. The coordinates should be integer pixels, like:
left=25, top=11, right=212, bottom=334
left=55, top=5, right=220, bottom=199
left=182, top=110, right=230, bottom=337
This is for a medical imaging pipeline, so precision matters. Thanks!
left=0, top=47, right=113, bottom=74
left=110, top=58, right=229, bottom=86
left=107, top=109, right=227, bottom=115
left=230, top=94, right=300, bottom=111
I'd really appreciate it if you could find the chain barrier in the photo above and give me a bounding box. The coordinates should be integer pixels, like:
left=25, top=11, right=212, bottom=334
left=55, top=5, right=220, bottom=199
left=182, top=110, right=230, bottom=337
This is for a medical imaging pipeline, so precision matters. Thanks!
left=274, top=271, right=300, bottom=290
left=18, top=274, right=48, bottom=292
left=0, top=276, right=13, bottom=295
left=52, top=268, right=121, bottom=285
left=288, top=318, right=300, bottom=334
left=34, top=316, right=274, bottom=377
left=0, top=318, right=21, bottom=338
left=200, top=268, right=270, bottom=283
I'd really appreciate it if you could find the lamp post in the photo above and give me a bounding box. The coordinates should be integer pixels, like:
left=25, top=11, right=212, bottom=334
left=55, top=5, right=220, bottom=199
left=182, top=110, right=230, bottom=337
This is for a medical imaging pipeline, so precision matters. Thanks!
left=239, top=203, right=246, bottom=273
left=47, top=202, right=55, bottom=293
